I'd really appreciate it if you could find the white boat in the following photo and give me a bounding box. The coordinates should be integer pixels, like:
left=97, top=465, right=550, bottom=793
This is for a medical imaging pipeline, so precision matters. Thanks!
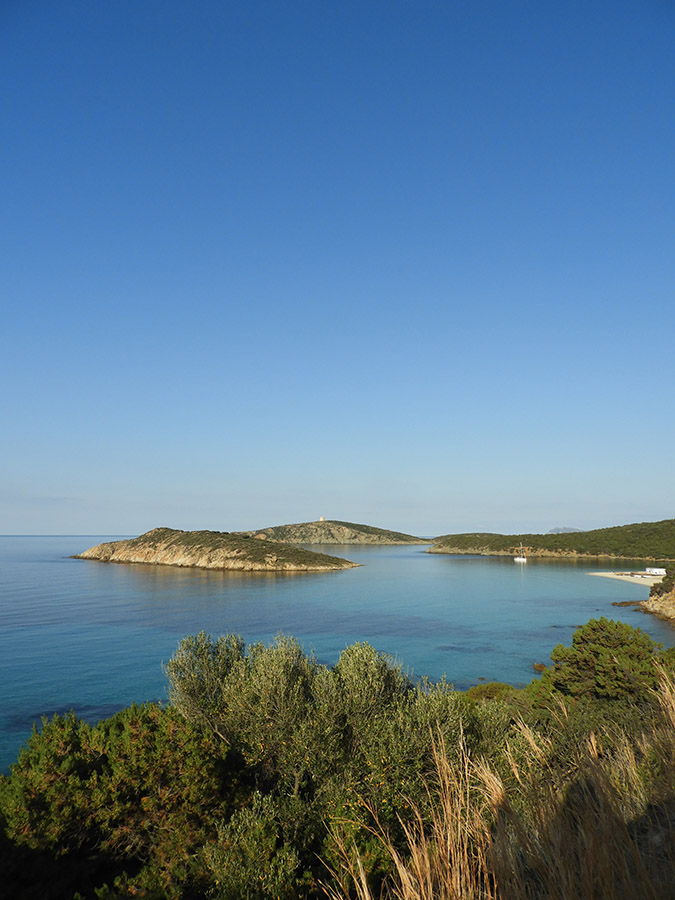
left=514, top=543, right=527, bottom=564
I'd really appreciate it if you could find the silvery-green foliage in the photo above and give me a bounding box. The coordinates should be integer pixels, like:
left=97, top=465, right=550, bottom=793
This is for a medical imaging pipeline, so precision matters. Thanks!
left=332, top=641, right=410, bottom=724
left=164, top=631, right=246, bottom=742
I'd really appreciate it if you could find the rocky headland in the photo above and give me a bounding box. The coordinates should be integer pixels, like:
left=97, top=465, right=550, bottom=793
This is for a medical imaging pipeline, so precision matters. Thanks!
left=641, top=572, right=675, bottom=622
left=74, top=528, right=357, bottom=572
left=238, top=519, right=429, bottom=545
left=641, top=590, right=675, bottom=621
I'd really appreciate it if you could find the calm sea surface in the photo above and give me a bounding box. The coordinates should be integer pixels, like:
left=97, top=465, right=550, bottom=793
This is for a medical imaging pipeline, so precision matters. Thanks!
left=2, top=535, right=674, bottom=772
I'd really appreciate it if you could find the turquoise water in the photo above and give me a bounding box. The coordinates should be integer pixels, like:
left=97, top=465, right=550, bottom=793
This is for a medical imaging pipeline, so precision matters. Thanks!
left=2, top=535, right=673, bottom=772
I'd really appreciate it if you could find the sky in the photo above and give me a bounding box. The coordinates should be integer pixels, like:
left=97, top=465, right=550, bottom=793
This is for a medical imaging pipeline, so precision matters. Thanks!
left=1, top=0, right=673, bottom=537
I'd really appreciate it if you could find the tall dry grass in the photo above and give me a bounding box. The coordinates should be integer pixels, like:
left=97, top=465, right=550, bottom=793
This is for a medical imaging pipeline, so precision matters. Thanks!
left=324, top=672, right=675, bottom=900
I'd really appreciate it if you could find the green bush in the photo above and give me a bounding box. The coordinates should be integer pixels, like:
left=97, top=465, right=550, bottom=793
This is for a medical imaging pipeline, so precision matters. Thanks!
left=1, top=704, right=234, bottom=898
left=532, top=617, right=664, bottom=704
left=205, top=793, right=301, bottom=900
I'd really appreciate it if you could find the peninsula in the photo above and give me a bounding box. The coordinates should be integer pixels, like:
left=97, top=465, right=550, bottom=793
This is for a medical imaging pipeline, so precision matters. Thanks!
left=238, top=519, right=429, bottom=545
left=430, top=518, right=675, bottom=561
left=74, top=528, right=357, bottom=572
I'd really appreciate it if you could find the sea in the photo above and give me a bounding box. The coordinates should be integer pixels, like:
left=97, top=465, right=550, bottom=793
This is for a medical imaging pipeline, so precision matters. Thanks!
left=2, top=535, right=674, bottom=773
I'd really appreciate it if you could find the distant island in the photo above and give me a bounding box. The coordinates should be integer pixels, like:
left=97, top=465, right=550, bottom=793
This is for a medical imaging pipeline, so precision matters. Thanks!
left=430, top=518, right=675, bottom=561
left=238, top=519, right=429, bottom=545
left=74, top=527, right=357, bottom=572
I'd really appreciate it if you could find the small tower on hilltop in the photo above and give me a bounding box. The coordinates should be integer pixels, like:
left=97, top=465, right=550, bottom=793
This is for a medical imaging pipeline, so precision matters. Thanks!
left=319, top=516, right=325, bottom=522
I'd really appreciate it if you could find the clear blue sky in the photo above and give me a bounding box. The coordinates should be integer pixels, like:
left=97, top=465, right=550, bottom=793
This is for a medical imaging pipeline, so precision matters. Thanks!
left=1, top=0, right=673, bottom=536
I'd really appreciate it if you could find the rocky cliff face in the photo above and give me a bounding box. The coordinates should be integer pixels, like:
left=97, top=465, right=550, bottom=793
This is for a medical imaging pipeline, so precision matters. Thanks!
left=642, top=587, right=675, bottom=622
left=75, top=528, right=357, bottom=572
left=241, top=520, right=428, bottom=545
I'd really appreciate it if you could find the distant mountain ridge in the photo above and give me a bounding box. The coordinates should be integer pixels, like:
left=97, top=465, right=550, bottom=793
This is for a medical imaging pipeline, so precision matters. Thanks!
left=74, top=527, right=357, bottom=572
left=430, top=518, right=675, bottom=560
left=238, top=519, right=428, bottom=545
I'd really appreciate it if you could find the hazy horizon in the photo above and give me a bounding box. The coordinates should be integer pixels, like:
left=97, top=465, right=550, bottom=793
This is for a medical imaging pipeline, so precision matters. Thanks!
left=0, top=515, right=668, bottom=540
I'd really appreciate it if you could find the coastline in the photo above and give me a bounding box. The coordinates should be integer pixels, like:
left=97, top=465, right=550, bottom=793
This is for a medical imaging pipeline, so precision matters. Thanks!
left=589, top=571, right=675, bottom=625
left=3, top=537, right=675, bottom=776
left=429, top=547, right=675, bottom=561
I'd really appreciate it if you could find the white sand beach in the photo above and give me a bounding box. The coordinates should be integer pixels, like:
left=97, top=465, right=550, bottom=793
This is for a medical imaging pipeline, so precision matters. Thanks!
left=590, top=572, right=664, bottom=587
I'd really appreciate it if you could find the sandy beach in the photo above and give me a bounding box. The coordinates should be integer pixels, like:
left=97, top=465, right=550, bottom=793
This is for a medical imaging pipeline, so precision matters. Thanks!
left=589, top=572, right=664, bottom=587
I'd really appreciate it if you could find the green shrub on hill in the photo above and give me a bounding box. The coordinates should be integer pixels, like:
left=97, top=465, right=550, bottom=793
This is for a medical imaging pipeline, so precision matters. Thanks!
left=650, top=565, right=675, bottom=598
left=432, top=518, right=675, bottom=559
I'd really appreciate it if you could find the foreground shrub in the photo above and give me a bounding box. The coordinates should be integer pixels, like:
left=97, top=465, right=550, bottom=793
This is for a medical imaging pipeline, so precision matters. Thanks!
left=3, top=619, right=674, bottom=898
left=0, top=704, right=235, bottom=898
left=531, top=617, right=665, bottom=705
left=324, top=671, right=675, bottom=900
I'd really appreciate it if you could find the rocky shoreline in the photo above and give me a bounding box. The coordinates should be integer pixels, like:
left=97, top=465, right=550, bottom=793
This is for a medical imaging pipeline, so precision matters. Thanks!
left=641, top=587, right=675, bottom=623
left=594, top=572, right=675, bottom=625
left=74, top=528, right=358, bottom=573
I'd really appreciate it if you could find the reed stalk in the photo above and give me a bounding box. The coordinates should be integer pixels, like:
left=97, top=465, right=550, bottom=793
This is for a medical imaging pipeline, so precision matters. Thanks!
left=324, top=673, right=675, bottom=900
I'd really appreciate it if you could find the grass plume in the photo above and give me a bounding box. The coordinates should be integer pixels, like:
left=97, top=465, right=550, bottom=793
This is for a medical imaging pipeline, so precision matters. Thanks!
left=324, top=673, right=675, bottom=900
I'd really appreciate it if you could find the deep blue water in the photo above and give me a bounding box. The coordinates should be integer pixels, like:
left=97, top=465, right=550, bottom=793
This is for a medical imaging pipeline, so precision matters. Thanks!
left=2, top=535, right=673, bottom=773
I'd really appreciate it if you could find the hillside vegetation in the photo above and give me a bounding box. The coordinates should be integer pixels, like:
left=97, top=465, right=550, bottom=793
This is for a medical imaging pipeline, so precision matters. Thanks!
left=240, top=519, right=428, bottom=544
left=74, top=527, right=357, bottom=572
left=431, top=518, right=675, bottom=560
left=2, top=619, right=675, bottom=899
